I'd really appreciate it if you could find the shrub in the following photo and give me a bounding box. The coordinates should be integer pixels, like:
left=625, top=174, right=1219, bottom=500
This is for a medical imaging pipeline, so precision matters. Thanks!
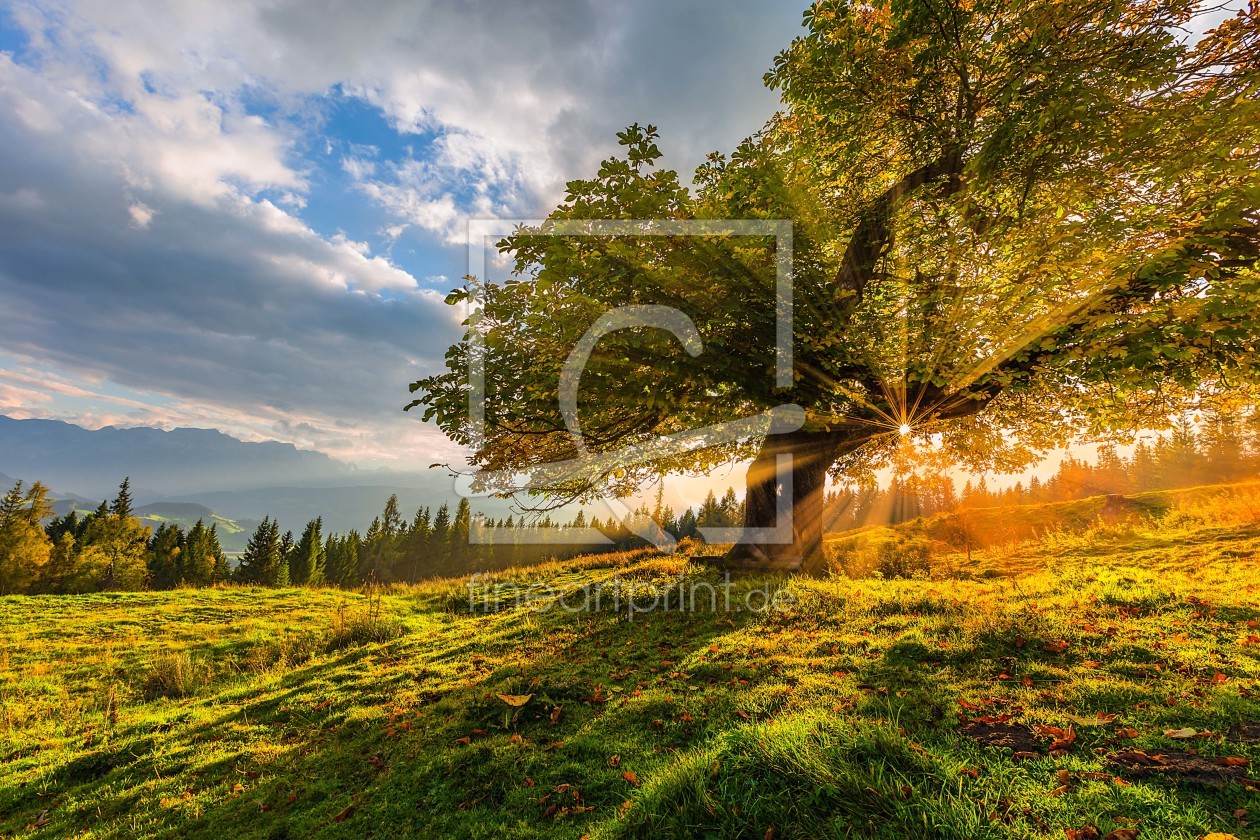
left=246, top=632, right=323, bottom=673
left=327, top=587, right=404, bottom=650
left=875, top=537, right=932, bottom=580
left=142, top=650, right=204, bottom=699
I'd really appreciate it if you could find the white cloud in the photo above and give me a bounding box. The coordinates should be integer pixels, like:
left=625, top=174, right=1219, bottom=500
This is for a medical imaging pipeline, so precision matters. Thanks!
left=9, top=0, right=798, bottom=236
left=0, top=48, right=454, bottom=465
left=0, top=0, right=804, bottom=465
left=128, top=201, right=154, bottom=228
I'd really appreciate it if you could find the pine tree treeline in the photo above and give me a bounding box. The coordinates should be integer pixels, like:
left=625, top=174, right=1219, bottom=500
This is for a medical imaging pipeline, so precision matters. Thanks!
left=2, top=413, right=1256, bottom=594
left=0, top=477, right=232, bottom=595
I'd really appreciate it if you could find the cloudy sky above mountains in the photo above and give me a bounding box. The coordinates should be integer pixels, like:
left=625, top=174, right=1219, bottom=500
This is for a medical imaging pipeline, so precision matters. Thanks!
left=0, top=0, right=802, bottom=468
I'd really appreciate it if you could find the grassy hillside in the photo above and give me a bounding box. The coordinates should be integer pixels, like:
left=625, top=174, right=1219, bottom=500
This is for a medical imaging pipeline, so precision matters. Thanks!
left=826, top=479, right=1260, bottom=578
left=2, top=496, right=1260, bottom=838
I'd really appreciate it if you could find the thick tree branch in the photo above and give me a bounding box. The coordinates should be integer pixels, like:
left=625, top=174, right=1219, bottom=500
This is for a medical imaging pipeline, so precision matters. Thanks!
left=834, top=149, right=966, bottom=318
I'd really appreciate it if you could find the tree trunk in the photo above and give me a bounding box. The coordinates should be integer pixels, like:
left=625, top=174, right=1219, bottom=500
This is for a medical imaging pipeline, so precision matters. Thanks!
left=722, top=428, right=867, bottom=576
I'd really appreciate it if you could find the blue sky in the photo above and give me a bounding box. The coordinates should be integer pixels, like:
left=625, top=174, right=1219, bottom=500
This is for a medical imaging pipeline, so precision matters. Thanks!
left=0, top=0, right=803, bottom=468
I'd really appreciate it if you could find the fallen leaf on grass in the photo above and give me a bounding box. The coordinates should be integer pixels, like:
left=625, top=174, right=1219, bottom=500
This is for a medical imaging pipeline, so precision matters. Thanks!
left=1164, top=728, right=1198, bottom=739
left=1065, top=713, right=1118, bottom=726
left=621, top=770, right=639, bottom=786
left=550, top=706, right=563, bottom=725
left=1050, top=727, right=1077, bottom=751
left=1066, top=826, right=1100, bottom=840
left=1044, top=640, right=1071, bottom=654
left=608, top=755, right=620, bottom=767
left=497, top=694, right=533, bottom=707
left=332, top=804, right=355, bottom=823
left=1032, top=724, right=1077, bottom=751
left=1101, top=830, right=1138, bottom=840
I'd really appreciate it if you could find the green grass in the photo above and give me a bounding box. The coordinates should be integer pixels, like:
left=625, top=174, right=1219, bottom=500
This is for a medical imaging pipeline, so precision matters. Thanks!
left=2, top=503, right=1260, bottom=838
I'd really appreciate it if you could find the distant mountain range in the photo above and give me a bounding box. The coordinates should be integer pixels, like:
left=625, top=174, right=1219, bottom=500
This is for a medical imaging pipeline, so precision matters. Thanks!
left=0, top=416, right=353, bottom=497
left=0, top=416, right=519, bottom=539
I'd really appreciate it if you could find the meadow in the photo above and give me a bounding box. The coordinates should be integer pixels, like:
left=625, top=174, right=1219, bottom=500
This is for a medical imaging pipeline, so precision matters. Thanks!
left=2, top=484, right=1260, bottom=838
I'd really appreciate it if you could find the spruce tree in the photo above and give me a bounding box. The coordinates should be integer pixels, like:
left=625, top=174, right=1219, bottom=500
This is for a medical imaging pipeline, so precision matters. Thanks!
left=404, top=507, right=432, bottom=583
left=289, top=517, right=325, bottom=586
left=111, top=477, right=133, bottom=519
left=208, top=524, right=231, bottom=583
left=697, top=490, right=721, bottom=531
left=381, top=494, right=403, bottom=538
left=146, top=523, right=184, bottom=589
left=183, top=519, right=214, bottom=587
left=45, top=510, right=80, bottom=544
left=238, top=517, right=285, bottom=586
left=431, top=503, right=451, bottom=571
left=0, top=481, right=25, bottom=528
left=449, top=499, right=472, bottom=572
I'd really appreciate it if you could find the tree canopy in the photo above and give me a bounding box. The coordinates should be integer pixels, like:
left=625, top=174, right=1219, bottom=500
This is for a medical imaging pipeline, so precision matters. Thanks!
left=411, top=0, right=1260, bottom=571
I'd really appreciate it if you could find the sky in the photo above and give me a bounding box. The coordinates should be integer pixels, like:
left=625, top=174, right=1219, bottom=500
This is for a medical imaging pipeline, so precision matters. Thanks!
left=0, top=0, right=805, bottom=470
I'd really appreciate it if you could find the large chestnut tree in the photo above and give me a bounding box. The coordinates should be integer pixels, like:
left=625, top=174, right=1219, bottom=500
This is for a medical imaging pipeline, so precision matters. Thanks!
left=411, top=0, right=1260, bottom=572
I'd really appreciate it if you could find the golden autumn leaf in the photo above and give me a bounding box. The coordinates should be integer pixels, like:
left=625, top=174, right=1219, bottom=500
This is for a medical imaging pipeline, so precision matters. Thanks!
left=497, top=693, right=534, bottom=707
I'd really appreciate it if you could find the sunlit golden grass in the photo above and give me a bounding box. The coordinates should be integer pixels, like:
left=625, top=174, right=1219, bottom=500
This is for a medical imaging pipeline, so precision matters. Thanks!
left=1, top=483, right=1258, bottom=838
left=827, top=478, right=1260, bottom=579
